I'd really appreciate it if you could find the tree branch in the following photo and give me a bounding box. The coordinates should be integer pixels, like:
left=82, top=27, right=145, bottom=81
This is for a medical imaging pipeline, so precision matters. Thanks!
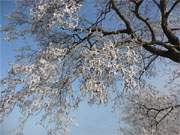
left=159, top=0, right=180, bottom=47
left=110, top=0, right=133, bottom=35
left=131, top=0, right=156, bottom=41
left=167, top=0, right=180, bottom=16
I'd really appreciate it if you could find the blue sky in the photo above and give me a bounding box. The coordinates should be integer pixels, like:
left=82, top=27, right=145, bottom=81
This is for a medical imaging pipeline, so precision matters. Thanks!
left=0, top=0, right=119, bottom=135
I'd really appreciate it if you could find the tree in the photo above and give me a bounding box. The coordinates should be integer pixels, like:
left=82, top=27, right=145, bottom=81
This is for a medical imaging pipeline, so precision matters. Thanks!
left=118, top=84, right=180, bottom=135
left=0, top=0, right=179, bottom=134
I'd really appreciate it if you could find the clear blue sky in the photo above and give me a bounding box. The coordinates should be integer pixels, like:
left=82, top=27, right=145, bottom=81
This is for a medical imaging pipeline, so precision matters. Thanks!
left=0, top=0, right=119, bottom=135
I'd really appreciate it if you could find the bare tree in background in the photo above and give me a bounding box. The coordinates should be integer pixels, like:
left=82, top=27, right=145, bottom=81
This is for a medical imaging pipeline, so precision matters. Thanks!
left=0, top=0, right=179, bottom=134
